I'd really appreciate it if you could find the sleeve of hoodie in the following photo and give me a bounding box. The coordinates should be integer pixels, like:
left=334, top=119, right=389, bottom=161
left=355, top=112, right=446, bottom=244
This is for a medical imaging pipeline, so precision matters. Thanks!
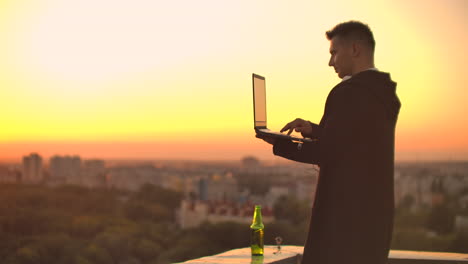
left=272, top=120, right=322, bottom=165
left=272, top=80, right=376, bottom=165
left=273, top=138, right=320, bottom=165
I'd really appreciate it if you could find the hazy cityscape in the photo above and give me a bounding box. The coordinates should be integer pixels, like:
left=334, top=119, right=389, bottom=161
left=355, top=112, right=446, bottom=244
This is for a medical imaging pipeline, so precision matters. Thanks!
left=1, top=153, right=316, bottom=227
left=1, top=153, right=467, bottom=263
left=1, top=153, right=468, bottom=230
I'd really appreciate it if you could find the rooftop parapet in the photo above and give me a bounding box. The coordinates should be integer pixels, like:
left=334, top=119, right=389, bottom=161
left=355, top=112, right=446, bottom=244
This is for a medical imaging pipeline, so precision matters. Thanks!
left=177, top=245, right=468, bottom=264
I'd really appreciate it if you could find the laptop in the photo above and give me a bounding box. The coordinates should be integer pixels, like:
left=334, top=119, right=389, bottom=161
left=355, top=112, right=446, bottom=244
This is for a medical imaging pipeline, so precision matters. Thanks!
left=252, top=73, right=312, bottom=142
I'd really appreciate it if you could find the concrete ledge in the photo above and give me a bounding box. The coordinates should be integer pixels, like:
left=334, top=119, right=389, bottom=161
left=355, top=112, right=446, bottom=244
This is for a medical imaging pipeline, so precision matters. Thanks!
left=389, top=250, right=468, bottom=264
left=177, top=246, right=468, bottom=264
left=176, top=246, right=301, bottom=264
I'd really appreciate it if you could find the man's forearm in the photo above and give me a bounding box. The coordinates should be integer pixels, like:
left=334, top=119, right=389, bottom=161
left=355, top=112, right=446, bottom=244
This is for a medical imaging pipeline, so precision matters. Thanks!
left=273, top=138, right=320, bottom=165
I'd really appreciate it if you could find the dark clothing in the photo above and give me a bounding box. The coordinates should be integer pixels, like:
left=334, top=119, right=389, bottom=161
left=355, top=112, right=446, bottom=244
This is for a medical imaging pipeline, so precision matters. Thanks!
left=273, top=70, right=401, bottom=264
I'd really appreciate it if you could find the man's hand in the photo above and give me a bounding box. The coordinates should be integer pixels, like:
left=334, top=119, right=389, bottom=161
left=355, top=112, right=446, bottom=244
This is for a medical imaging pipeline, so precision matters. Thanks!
left=255, top=133, right=277, bottom=145
left=280, top=118, right=313, bottom=136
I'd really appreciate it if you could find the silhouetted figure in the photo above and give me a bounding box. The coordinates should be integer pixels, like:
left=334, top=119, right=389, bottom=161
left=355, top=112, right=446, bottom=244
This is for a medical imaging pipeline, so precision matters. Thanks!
left=256, top=21, right=401, bottom=264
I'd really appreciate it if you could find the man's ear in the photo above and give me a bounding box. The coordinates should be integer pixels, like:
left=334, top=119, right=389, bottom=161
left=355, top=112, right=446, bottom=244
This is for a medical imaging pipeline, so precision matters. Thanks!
left=351, top=42, right=361, bottom=57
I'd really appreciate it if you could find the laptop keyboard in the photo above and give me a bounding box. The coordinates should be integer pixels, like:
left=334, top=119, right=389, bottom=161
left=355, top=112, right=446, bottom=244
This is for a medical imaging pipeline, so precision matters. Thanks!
left=258, top=128, right=289, bottom=136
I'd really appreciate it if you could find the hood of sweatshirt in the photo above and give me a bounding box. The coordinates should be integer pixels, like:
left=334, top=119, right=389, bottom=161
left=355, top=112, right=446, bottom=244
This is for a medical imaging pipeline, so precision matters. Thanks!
left=349, top=70, right=401, bottom=121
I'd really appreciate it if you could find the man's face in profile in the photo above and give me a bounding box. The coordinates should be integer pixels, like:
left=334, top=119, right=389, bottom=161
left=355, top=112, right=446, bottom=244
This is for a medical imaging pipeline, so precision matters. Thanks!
left=328, top=36, right=353, bottom=79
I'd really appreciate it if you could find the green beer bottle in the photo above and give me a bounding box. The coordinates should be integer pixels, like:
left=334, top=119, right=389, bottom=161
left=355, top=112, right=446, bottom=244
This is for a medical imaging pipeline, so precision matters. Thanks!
left=250, top=205, right=264, bottom=256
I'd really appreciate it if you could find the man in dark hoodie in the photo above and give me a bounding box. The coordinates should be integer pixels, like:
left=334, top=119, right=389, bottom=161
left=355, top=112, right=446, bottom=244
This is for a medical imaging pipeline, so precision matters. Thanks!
left=256, top=21, right=401, bottom=264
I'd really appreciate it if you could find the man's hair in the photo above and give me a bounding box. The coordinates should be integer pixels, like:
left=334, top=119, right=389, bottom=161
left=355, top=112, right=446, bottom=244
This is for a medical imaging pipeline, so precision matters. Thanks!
left=326, top=21, right=375, bottom=51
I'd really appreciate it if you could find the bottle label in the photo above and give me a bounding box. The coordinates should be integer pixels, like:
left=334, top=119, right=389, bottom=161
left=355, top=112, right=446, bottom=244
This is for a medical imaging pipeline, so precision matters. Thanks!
left=251, top=229, right=264, bottom=256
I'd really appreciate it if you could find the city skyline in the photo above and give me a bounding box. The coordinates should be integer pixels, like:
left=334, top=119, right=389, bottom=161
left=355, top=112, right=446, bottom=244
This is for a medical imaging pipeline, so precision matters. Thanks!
left=1, top=0, right=467, bottom=161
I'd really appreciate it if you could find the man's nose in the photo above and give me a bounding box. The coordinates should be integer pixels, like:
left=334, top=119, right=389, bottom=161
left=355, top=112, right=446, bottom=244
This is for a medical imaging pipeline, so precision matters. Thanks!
left=328, top=57, right=333, bottom=67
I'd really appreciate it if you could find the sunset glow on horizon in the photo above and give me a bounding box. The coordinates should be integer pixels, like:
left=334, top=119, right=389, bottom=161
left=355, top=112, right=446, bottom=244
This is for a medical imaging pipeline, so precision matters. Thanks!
left=1, top=0, right=467, bottom=161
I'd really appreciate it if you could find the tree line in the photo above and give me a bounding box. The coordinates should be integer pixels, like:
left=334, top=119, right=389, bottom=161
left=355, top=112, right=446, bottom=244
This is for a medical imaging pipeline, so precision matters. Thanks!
left=0, top=184, right=308, bottom=264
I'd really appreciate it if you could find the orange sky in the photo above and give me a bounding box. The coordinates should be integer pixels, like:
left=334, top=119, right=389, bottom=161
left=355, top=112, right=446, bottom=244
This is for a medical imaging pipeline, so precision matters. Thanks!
left=1, top=0, right=467, bottom=162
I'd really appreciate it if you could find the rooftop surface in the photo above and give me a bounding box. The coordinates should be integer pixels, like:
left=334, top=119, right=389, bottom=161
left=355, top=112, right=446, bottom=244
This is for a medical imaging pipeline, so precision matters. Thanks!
left=177, top=246, right=468, bottom=264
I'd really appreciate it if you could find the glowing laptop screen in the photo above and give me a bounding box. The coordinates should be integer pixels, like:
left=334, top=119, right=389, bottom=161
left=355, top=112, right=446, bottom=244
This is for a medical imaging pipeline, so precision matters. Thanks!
left=253, top=74, right=267, bottom=128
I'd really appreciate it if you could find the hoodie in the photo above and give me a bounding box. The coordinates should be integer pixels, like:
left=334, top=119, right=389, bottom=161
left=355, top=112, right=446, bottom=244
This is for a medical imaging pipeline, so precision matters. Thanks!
left=273, top=69, right=401, bottom=264
left=349, top=70, right=401, bottom=122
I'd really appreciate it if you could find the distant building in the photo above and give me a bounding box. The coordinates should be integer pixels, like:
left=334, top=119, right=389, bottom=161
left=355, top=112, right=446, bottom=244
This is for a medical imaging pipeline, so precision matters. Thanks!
left=0, top=166, right=21, bottom=183
left=460, top=194, right=468, bottom=211
left=49, top=155, right=81, bottom=185
left=295, top=175, right=318, bottom=203
left=198, top=172, right=238, bottom=201
left=241, top=156, right=261, bottom=168
left=81, top=159, right=107, bottom=188
left=107, top=165, right=162, bottom=191
left=394, top=162, right=468, bottom=211
left=264, top=185, right=290, bottom=208
left=430, top=177, right=445, bottom=207
left=22, top=153, right=43, bottom=183
left=177, top=199, right=274, bottom=229
left=455, top=215, right=468, bottom=234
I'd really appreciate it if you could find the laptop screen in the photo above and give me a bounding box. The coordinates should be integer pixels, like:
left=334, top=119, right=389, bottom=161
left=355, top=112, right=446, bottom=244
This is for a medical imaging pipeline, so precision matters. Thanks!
left=253, top=74, right=267, bottom=128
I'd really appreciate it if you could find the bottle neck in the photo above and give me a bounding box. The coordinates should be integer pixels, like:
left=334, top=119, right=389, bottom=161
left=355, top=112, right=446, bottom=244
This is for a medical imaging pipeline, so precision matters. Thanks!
left=251, top=207, right=264, bottom=229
